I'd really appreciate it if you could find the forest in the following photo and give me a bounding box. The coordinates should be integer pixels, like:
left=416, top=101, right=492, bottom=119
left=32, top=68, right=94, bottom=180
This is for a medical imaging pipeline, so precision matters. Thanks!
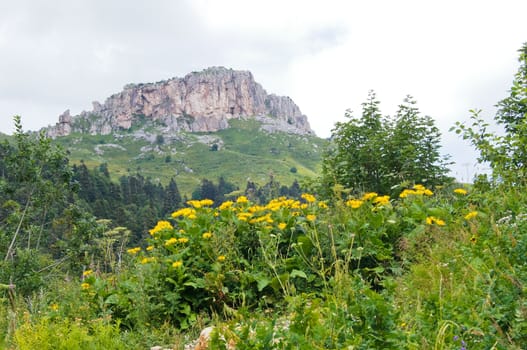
left=0, top=43, right=526, bottom=349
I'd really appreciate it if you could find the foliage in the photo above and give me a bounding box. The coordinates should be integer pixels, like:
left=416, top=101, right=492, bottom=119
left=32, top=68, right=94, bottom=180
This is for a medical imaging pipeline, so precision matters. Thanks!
left=322, top=91, right=451, bottom=196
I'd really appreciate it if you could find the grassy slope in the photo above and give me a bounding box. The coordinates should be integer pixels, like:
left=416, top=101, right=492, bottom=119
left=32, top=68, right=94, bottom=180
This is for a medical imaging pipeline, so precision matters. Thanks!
left=53, top=119, right=326, bottom=195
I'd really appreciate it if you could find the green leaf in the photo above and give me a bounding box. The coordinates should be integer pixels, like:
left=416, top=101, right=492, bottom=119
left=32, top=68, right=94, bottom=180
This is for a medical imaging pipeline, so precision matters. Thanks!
left=290, top=269, right=307, bottom=279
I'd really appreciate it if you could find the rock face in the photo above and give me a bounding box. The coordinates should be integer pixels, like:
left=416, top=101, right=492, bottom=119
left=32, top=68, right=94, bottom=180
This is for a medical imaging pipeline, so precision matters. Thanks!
left=47, top=67, right=313, bottom=137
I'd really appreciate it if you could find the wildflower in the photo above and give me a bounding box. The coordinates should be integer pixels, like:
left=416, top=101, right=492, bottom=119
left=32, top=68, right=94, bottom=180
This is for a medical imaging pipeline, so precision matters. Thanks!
left=454, top=188, right=468, bottom=195
left=171, top=207, right=196, bottom=218
left=50, top=303, right=59, bottom=311
left=346, top=199, right=363, bottom=209
left=306, top=214, right=316, bottom=222
left=187, top=200, right=202, bottom=208
left=149, top=220, right=173, bottom=235
left=464, top=211, right=478, bottom=220
left=373, top=195, right=390, bottom=206
left=199, top=199, right=214, bottom=207
left=141, top=257, right=155, bottom=264
left=424, top=189, right=434, bottom=196
left=82, top=269, right=93, bottom=277
left=362, top=192, right=378, bottom=201
left=236, top=196, right=249, bottom=204
left=278, top=222, right=287, bottom=230
left=177, top=237, right=189, bottom=244
left=219, top=201, right=234, bottom=210
left=127, top=247, right=141, bottom=255
left=470, top=235, right=477, bottom=243
left=81, top=282, right=91, bottom=290
left=202, top=232, right=213, bottom=239
left=399, top=189, right=414, bottom=198
left=217, top=255, right=226, bottom=262
left=164, top=237, right=178, bottom=246
left=426, top=216, right=446, bottom=226
left=172, top=260, right=183, bottom=268
left=413, top=184, right=426, bottom=191
left=146, top=245, right=154, bottom=251
left=318, top=201, right=328, bottom=209
left=301, top=193, right=316, bottom=203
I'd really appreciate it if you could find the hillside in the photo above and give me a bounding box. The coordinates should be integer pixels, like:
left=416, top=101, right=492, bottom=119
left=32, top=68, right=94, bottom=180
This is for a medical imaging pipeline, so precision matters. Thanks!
left=53, top=118, right=326, bottom=195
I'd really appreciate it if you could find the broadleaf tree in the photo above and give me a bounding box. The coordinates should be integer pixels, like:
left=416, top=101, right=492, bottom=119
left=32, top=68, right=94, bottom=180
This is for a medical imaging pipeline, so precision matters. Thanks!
left=322, top=91, right=451, bottom=195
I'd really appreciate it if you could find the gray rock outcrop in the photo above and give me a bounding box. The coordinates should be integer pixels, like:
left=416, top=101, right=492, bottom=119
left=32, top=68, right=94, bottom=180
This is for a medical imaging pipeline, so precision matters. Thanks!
left=46, top=67, right=313, bottom=137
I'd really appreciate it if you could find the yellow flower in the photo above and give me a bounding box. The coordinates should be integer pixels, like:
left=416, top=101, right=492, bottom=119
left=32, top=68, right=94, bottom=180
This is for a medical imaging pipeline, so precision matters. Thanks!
left=454, top=188, right=468, bottom=195
left=306, top=214, right=316, bottom=222
left=413, top=184, right=426, bottom=191
left=278, top=222, right=287, bottom=230
left=236, top=196, right=249, bottom=204
left=219, top=201, right=234, bottom=210
left=187, top=200, right=202, bottom=208
left=373, top=195, right=390, bottom=206
left=149, top=220, right=173, bottom=235
left=202, top=232, right=213, bottom=239
left=171, top=207, right=196, bottom=218
left=199, top=199, right=214, bottom=207
left=426, top=216, right=445, bottom=226
left=362, top=192, right=378, bottom=201
left=50, top=303, right=59, bottom=311
left=424, top=189, right=434, bottom=196
left=82, top=269, right=93, bottom=277
left=301, top=193, right=316, bottom=203
left=217, top=255, right=226, bottom=262
left=141, top=257, right=155, bottom=264
left=172, top=260, right=183, bottom=268
left=464, top=211, right=478, bottom=220
left=164, top=237, right=178, bottom=246
left=470, top=235, right=477, bottom=243
left=81, top=282, right=91, bottom=290
left=346, top=199, right=363, bottom=209
left=146, top=245, right=154, bottom=251
left=177, top=237, right=189, bottom=244
left=318, top=201, right=328, bottom=209
left=127, top=247, right=141, bottom=255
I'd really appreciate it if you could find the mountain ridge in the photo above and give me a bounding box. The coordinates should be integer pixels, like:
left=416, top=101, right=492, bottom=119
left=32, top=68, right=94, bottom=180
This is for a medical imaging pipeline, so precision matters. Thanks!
left=46, top=67, right=313, bottom=138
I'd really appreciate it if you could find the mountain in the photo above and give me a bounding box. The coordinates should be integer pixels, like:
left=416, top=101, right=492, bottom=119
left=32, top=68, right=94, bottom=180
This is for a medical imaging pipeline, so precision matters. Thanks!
left=42, top=68, right=325, bottom=195
left=46, top=67, right=312, bottom=137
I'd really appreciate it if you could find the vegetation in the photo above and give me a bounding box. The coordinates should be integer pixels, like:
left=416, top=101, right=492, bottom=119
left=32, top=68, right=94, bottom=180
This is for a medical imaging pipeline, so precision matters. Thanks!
left=1, top=44, right=526, bottom=349
left=321, top=91, right=451, bottom=196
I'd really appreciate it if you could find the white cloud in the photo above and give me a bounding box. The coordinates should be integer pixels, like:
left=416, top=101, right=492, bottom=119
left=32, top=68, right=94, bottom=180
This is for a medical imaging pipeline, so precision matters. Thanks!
left=0, top=0, right=525, bottom=180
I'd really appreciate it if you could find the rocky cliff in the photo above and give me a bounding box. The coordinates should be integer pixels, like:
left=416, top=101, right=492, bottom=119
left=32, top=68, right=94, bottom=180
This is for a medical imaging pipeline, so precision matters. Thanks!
left=47, top=67, right=313, bottom=137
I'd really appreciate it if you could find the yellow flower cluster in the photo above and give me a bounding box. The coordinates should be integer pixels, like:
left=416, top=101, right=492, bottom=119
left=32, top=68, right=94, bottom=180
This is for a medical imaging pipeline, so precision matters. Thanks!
left=464, top=211, right=478, bottom=220
left=301, top=193, right=316, bottom=203
left=236, top=196, right=249, bottom=204
left=141, top=257, right=156, bottom=264
left=373, top=195, right=390, bottom=206
left=187, top=199, right=214, bottom=208
left=362, top=192, right=378, bottom=201
left=127, top=247, right=141, bottom=255
left=202, top=232, right=213, bottom=239
left=165, top=237, right=189, bottom=246
left=399, top=184, right=433, bottom=198
left=346, top=199, right=363, bottom=209
left=219, top=200, right=234, bottom=210
left=249, top=213, right=274, bottom=224
left=454, top=188, right=468, bottom=195
left=171, top=207, right=197, bottom=219
left=426, top=216, right=446, bottom=226
left=149, top=220, right=174, bottom=235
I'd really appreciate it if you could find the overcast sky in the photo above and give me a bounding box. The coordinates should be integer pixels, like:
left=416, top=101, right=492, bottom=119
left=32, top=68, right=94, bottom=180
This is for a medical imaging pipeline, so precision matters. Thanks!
left=0, top=0, right=525, bottom=181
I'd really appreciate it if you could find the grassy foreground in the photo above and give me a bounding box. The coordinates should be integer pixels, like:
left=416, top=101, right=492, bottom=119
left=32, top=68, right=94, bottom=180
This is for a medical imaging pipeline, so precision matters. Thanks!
left=1, top=183, right=526, bottom=349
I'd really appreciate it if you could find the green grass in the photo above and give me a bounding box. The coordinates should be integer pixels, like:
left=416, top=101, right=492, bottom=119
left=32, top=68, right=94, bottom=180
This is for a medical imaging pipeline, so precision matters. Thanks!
left=53, top=119, right=326, bottom=195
